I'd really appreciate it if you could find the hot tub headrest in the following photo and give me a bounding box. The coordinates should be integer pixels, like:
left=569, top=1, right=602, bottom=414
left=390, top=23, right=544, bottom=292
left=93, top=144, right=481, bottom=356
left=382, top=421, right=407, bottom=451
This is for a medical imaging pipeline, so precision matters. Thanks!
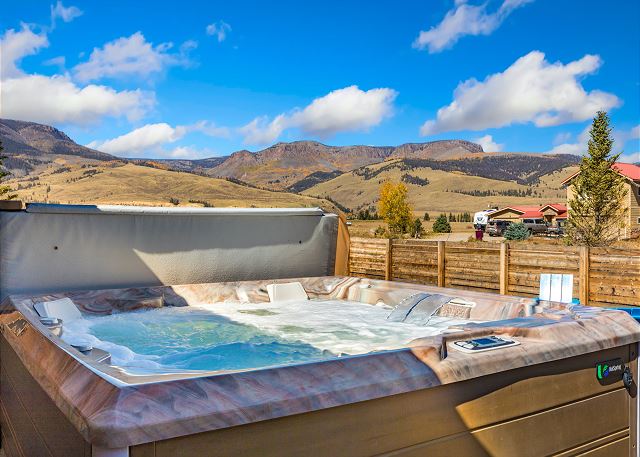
left=34, top=297, right=82, bottom=322
left=266, top=282, right=309, bottom=302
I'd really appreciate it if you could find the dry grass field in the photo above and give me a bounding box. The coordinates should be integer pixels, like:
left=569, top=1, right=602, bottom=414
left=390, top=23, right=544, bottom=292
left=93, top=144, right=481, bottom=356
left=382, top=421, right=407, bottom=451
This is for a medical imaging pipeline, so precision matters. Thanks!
left=8, top=162, right=334, bottom=210
left=348, top=219, right=477, bottom=239
left=303, top=160, right=578, bottom=213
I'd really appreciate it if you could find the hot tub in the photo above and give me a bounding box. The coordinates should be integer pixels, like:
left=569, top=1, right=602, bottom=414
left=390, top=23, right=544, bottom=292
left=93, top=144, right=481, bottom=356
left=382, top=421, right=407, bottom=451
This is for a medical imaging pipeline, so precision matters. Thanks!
left=1, top=276, right=639, bottom=456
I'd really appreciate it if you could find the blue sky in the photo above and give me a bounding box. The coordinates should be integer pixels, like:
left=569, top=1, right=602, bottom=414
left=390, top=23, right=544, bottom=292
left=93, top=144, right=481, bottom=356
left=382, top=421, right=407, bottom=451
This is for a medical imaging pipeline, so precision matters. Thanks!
left=1, top=0, right=638, bottom=162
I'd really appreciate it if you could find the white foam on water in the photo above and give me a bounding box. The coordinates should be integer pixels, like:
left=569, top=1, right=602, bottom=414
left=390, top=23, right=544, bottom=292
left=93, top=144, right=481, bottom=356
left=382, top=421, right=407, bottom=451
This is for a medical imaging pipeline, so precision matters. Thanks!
left=62, top=317, right=164, bottom=370
left=193, top=298, right=473, bottom=355
left=61, top=299, right=477, bottom=374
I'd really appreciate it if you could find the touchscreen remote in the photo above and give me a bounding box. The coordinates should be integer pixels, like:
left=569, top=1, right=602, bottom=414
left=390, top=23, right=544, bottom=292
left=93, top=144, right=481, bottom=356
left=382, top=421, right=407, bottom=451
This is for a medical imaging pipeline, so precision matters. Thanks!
left=452, top=335, right=519, bottom=353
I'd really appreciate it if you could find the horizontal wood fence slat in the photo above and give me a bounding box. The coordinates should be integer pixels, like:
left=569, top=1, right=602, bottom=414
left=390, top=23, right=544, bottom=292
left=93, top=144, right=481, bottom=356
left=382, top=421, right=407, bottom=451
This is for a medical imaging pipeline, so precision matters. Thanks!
left=348, top=237, right=640, bottom=307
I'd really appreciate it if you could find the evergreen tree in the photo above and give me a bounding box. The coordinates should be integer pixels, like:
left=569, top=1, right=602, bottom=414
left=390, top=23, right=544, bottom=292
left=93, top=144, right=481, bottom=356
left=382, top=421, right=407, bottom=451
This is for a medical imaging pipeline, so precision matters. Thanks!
left=503, top=222, right=530, bottom=241
left=423, top=212, right=430, bottom=221
left=0, top=140, right=16, bottom=200
left=378, top=181, right=412, bottom=236
left=410, top=218, right=424, bottom=238
left=432, top=214, right=451, bottom=233
left=566, top=112, right=628, bottom=246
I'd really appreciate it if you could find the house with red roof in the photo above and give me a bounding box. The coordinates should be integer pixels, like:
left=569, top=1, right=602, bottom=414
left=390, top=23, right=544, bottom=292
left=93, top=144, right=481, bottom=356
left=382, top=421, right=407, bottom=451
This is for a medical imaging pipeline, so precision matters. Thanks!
left=561, top=162, right=640, bottom=239
left=488, top=204, right=568, bottom=225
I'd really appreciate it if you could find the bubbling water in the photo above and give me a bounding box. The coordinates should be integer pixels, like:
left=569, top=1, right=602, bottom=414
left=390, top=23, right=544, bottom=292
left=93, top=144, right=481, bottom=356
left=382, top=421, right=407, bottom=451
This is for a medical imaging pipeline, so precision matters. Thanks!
left=62, top=299, right=473, bottom=375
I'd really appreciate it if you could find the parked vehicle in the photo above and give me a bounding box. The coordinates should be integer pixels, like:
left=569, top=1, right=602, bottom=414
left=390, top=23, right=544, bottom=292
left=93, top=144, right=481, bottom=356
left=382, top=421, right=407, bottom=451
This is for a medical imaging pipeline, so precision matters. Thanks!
left=487, top=220, right=512, bottom=237
left=546, top=225, right=563, bottom=236
left=473, top=210, right=496, bottom=231
left=522, top=218, right=548, bottom=235
left=546, top=220, right=566, bottom=237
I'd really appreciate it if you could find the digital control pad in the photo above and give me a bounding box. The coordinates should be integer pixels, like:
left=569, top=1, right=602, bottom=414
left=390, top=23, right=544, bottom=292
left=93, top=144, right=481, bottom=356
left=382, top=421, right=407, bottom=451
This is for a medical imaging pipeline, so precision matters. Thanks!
left=452, top=335, right=519, bottom=353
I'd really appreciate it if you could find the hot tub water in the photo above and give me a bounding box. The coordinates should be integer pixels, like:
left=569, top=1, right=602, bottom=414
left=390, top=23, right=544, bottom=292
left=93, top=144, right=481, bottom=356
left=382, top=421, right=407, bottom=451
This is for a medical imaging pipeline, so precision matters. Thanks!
left=62, top=299, right=474, bottom=375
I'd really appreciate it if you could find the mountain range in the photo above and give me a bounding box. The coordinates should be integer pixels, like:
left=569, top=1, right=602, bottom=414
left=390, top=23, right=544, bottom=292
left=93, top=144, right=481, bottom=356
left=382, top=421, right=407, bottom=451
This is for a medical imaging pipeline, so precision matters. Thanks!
left=150, top=139, right=490, bottom=189
left=0, top=118, right=581, bottom=213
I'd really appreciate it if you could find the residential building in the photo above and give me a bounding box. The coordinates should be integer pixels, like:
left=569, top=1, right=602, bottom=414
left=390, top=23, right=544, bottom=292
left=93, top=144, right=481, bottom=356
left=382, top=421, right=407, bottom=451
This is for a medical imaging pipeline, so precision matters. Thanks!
left=488, top=204, right=567, bottom=225
left=561, top=163, right=640, bottom=239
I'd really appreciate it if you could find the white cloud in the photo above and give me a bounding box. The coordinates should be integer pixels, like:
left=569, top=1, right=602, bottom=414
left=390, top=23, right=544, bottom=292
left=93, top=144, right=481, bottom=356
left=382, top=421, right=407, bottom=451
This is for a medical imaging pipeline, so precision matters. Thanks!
left=189, top=120, right=231, bottom=139
left=420, top=51, right=621, bottom=135
left=240, top=85, right=398, bottom=145
left=206, top=21, right=231, bottom=42
left=50, top=1, right=83, bottom=25
left=43, top=55, right=65, bottom=67
left=1, top=75, right=154, bottom=124
left=0, top=26, right=154, bottom=124
left=473, top=134, right=503, bottom=152
left=73, top=32, right=196, bottom=82
left=0, top=24, right=48, bottom=78
left=614, top=125, right=640, bottom=163
left=619, top=151, right=640, bottom=163
left=239, top=115, right=288, bottom=145
left=547, top=123, right=639, bottom=158
left=166, top=145, right=214, bottom=158
left=552, top=131, right=572, bottom=146
left=88, top=123, right=186, bottom=155
left=292, top=86, right=397, bottom=136
left=413, top=0, right=533, bottom=53
left=546, top=126, right=590, bottom=155
left=88, top=121, right=229, bottom=156
left=615, top=124, right=640, bottom=146
left=168, top=146, right=195, bottom=158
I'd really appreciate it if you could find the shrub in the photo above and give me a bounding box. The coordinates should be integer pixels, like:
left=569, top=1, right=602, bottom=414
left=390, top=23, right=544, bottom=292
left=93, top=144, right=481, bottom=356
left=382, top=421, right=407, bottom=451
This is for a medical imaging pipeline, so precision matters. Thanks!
left=432, top=214, right=451, bottom=233
left=410, top=218, right=424, bottom=238
left=423, top=212, right=430, bottom=221
left=374, top=225, right=389, bottom=238
left=401, top=173, right=429, bottom=186
left=188, top=199, right=214, bottom=207
left=503, top=222, right=530, bottom=240
left=169, top=197, right=180, bottom=206
left=0, top=141, right=16, bottom=199
left=355, top=207, right=379, bottom=220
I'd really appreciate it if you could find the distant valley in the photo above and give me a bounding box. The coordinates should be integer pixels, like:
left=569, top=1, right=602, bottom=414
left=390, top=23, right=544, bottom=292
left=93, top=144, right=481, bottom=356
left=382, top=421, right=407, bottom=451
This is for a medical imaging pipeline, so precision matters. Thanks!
left=1, top=118, right=580, bottom=214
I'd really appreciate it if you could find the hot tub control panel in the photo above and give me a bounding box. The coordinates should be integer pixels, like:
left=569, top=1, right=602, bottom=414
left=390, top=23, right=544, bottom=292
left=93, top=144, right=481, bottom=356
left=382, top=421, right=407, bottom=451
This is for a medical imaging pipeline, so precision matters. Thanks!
left=452, top=335, right=519, bottom=353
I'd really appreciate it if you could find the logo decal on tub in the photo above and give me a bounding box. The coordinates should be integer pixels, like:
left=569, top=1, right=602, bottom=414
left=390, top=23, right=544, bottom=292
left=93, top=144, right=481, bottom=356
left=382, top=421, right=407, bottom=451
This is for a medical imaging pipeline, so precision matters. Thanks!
left=596, top=358, right=625, bottom=385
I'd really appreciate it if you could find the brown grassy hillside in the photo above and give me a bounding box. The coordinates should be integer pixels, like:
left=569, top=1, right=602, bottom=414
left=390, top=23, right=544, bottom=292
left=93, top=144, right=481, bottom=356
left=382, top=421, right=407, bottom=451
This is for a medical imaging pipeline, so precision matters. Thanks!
left=7, top=162, right=335, bottom=210
left=302, top=159, right=579, bottom=213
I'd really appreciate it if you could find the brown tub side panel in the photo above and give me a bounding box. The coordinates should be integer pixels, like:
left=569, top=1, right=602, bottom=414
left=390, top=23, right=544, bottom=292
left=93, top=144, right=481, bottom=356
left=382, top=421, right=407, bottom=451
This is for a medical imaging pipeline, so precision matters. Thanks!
left=131, top=345, right=637, bottom=457
left=0, top=335, right=91, bottom=457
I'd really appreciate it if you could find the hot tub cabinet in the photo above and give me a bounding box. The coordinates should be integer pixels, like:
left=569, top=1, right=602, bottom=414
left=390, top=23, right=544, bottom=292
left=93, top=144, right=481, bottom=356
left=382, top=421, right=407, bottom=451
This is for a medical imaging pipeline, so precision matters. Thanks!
left=1, top=276, right=638, bottom=457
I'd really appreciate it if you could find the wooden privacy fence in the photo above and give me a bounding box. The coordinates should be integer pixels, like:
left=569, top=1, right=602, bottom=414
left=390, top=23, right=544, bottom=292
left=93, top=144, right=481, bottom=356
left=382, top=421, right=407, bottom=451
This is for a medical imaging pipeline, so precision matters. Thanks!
left=349, top=237, right=640, bottom=307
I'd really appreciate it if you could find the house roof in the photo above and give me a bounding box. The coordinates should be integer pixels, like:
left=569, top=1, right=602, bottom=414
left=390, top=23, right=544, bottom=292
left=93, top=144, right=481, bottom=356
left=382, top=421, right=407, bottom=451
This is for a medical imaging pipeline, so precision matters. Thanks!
left=489, top=204, right=567, bottom=220
left=561, top=162, right=640, bottom=185
left=613, top=163, right=640, bottom=181
left=489, top=205, right=538, bottom=218
left=539, top=203, right=567, bottom=214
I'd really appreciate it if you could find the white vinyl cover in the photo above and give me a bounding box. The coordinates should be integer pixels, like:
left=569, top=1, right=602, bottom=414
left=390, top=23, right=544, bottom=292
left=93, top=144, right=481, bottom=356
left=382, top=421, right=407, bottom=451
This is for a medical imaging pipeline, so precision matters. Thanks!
left=0, top=204, right=339, bottom=299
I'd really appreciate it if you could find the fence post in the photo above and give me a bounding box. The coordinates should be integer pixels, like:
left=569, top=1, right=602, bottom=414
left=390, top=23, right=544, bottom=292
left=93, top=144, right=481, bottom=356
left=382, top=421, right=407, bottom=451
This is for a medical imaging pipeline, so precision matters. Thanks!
left=384, top=238, right=393, bottom=281
left=437, top=241, right=446, bottom=287
left=500, top=242, right=509, bottom=295
left=579, top=245, right=590, bottom=305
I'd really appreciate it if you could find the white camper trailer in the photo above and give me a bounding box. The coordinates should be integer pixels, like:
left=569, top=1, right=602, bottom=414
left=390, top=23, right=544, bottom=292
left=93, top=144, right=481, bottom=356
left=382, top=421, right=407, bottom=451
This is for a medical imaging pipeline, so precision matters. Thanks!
left=473, top=209, right=496, bottom=231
